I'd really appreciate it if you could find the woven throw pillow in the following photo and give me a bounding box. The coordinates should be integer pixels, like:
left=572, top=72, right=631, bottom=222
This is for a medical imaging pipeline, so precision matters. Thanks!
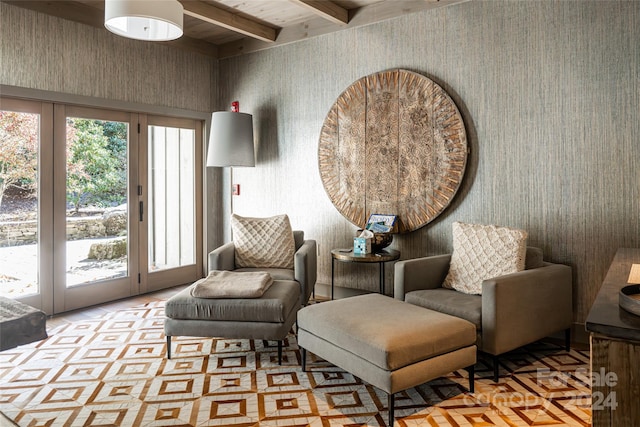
left=231, top=214, right=295, bottom=269
left=442, top=222, right=528, bottom=295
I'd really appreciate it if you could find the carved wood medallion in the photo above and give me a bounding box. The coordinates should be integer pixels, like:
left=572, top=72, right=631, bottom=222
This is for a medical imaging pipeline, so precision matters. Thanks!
left=318, top=69, right=468, bottom=232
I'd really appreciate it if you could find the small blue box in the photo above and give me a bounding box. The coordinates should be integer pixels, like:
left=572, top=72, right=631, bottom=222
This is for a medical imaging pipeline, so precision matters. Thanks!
left=353, top=237, right=372, bottom=254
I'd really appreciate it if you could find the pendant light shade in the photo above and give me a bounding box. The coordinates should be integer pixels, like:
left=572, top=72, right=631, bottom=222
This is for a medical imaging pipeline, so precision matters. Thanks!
left=207, top=112, right=255, bottom=167
left=105, top=0, right=184, bottom=41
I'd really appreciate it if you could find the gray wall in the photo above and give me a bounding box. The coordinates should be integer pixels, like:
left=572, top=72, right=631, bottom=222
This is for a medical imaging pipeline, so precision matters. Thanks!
left=219, top=0, right=640, bottom=325
left=0, top=2, right=214, bottom=113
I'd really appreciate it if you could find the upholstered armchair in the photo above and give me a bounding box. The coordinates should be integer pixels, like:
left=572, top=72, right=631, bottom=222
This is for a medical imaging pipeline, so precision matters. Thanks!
left=394, top=222, right=573, bottom=382
left=209, top=217, right=317, bottom=307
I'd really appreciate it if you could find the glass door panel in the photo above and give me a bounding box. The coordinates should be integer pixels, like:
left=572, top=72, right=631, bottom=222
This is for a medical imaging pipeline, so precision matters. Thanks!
left=142, top=116, right=202, bottom=292
left=65, top=117, right=129, bottom=286
left=148, top=125, right=195, bottom=271
left=0, top=98, right=53, bottom=313
left=0, top=110, right=40, bottom=296
left=54, top=106, right=138, bottom=313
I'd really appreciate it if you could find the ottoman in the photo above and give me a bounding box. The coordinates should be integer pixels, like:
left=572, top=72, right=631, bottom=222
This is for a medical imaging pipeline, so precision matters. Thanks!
left=164, top=279, right=300, bottom=364
left=0, top=296, right=47, bottom=351
left=297, top=293, right=476, bottom=425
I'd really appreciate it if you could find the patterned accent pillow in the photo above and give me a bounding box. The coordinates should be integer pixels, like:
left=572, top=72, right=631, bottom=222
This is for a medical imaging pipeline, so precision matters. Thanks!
left=442, top=222, right=528, bottom=295
left=231, top=214, right=295, bottom=269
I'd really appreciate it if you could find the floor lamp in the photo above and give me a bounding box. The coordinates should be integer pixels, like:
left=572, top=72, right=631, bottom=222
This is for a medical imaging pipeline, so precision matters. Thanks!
left=206, top=111, right=255, bottom=238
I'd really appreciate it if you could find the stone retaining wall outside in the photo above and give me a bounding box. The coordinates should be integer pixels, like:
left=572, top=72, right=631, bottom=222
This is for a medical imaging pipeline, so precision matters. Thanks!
left=0, top=217, right=110, bottom=247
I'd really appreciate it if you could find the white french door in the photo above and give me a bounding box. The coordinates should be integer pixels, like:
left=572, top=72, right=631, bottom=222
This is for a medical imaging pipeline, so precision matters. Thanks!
left=1, top=98, right=203, bottom=314
left=53, top=105, right=139, bottom=312
left=0, top=98, right=54, bottom=313
left=139, top=115, right=203, bottom=293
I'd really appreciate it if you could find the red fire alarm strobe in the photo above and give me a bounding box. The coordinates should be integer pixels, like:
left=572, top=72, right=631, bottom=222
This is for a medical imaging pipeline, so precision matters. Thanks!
left=231, top=101, right=239, bottom=112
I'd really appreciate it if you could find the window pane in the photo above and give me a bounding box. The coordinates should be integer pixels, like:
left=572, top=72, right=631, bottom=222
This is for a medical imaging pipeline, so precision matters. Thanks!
left=65, top=118, right=129, bottom=286
left=148, top=125, right=195, bottom=271
left=0, top=110, right=39, bottom=297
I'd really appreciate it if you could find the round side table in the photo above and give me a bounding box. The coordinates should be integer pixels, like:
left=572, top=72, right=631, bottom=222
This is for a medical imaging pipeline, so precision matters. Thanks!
left=330, top=248, right=401, bottom=299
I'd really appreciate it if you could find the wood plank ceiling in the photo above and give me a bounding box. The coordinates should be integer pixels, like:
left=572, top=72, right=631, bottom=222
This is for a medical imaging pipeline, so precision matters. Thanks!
left=3, top=0, right=467, bottom=58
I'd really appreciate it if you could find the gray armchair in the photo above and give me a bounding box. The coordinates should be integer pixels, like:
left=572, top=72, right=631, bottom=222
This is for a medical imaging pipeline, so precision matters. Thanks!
left=394, top=247, right=572, bottom=382
left=209, top=230, right=317, bottom=306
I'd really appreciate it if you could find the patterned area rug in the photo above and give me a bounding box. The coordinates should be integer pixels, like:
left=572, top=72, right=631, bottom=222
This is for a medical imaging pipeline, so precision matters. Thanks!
left=0, top=301, right=591, bottom=426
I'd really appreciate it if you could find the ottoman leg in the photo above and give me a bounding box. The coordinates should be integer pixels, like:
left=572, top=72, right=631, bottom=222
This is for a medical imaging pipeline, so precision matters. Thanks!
left=167, top=336, right=172, bottom=359
left=278, top=340, right=283, bottom=365
left=388, top=393, right=394, bottom=426
left=301, top=348, right=307, bottom=371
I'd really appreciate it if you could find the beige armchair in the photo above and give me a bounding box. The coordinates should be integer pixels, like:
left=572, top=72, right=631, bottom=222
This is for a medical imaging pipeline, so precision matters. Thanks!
left=209, top=230, right=317, bottom=307
left=394, top=246, right=572, bottom=382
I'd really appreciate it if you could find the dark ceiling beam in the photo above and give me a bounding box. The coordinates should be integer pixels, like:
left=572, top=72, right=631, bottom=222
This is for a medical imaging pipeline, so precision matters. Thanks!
left=180, top=0, right=277, bottom=43
left=289, top=0, right=348, bottom=25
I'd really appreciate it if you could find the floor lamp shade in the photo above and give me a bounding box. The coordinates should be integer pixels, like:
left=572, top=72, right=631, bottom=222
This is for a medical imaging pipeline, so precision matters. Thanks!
left=104, top=0, right=184, bottom=41
left=207, top=112, right=255, bottom=167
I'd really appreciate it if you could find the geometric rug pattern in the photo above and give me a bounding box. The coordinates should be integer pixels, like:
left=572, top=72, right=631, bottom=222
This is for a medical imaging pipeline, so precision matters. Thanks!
left=0, top=301, right=591, bottom=426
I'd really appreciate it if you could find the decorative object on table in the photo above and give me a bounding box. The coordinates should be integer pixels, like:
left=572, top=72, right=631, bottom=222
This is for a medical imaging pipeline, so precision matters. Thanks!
left=618, top=264, right=640, bottom=316
left=362, top=213, right=396, bottom=252
left=619, top=285, right=640, bottom=316
left=371, top=232, right=393, bottom=251
left=353, top=229, right=373, bottom=254
left=356, top=229, right=393, bottom=252
left=318, top=69, right=468, bottom=233
left=365, top=213, right=397, bottom=233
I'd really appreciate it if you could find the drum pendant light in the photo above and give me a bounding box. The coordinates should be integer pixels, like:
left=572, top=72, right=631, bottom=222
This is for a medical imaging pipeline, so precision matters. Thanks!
left=105, top=0, right=183, bottom=41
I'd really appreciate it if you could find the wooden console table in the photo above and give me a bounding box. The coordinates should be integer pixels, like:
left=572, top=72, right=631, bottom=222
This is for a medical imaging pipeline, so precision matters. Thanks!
left=585, top=247, right=640, bottom=426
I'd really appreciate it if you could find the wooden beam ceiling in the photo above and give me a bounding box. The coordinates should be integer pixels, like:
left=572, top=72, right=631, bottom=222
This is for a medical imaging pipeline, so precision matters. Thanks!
left=217, top=0, right=467, bottom=58
left=180, top=1, right=277, bottom=43
left=3, top=0, right=470, bottom=59
left=289, top=0, right=349, bottom=26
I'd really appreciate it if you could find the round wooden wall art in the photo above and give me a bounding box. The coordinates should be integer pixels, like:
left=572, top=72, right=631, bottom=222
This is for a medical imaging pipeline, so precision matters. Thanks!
left=318, top=69, right=468, bottom=233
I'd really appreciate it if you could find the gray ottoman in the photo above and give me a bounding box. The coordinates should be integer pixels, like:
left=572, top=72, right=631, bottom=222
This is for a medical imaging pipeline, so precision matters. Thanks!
left=164, top=279, right=300, bottom=363
left=297, top=293, right=476, bottom=425
left=0, top=296, right=47, bottom=351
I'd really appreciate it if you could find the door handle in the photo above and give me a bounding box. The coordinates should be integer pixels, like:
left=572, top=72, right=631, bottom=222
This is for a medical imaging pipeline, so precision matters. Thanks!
left=139, top=201, right=144, bottom=222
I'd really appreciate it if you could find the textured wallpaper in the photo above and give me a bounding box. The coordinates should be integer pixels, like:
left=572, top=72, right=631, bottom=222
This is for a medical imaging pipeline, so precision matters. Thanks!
left=218, top=0, right=640, bottom=325
left=0, top=2, right=214, bottom=112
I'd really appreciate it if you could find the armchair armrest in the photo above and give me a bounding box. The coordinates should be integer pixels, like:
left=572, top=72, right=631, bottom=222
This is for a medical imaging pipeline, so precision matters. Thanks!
left=295, top=240, right=317, bottom=305
left=394, top=254, right=452, bottom=300
left=481, top=263, right=572, bottom=355
left=208, top=242, right=236, bottom=272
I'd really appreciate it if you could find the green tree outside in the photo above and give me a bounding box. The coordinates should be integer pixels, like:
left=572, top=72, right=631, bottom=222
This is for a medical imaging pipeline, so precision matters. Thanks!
left=0, top=113, right=127, bottom=213
left=66, top=118, right=127, bottom=213
left=0, top=111, right=38, bottom=209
